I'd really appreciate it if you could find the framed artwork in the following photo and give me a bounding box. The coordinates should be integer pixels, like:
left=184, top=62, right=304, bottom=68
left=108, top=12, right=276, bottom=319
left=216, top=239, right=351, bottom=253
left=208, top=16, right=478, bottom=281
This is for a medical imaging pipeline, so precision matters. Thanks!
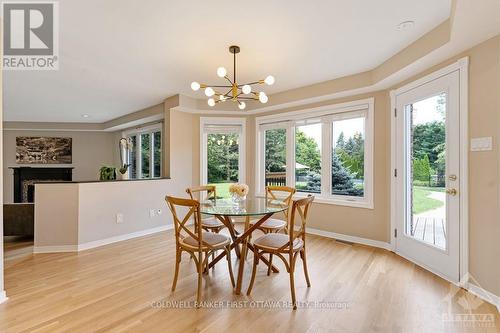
left=16, top=137, right=73, bottom=164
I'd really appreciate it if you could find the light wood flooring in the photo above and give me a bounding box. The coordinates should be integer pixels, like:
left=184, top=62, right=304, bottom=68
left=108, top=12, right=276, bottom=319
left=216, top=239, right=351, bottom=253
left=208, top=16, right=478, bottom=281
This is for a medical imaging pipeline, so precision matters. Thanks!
left=1, top=230, right=498, bottom=333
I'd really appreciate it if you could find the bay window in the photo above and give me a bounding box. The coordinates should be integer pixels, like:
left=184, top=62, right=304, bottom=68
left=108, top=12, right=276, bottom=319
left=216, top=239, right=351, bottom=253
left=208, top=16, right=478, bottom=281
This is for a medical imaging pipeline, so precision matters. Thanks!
left=256, top=98, right=373, bottom=208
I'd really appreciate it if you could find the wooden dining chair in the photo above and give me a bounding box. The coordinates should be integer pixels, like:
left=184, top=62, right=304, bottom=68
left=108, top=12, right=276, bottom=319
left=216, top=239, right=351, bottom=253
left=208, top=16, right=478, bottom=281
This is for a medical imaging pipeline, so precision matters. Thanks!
left=250, top=186, right=295, bottom=233
left=166, top=195, right=235, bottom=306
left=186, top=185, right=227, bottom=233
left=246, top=195, right=314, bottom=310
left=248, top=185, right=296, bottom=272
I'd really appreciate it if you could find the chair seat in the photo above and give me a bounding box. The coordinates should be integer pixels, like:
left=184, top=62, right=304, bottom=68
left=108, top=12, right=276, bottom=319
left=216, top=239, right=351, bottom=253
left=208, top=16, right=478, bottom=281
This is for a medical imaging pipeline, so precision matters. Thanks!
left=253, top=233, right=303, bottom=252
left=181, top=232, right=230, bottom=250
left=251, top=218, right=286, bottom=230
left=201, top=217, right=225, bottom=229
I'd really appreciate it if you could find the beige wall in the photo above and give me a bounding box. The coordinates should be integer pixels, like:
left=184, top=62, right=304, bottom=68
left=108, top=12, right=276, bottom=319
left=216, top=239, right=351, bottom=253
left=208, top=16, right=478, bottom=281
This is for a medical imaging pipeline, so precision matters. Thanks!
left=35, top=184, right=79, bottom=247
left=164, top=106, right=195, bottom=189
left=76, top=180, right=173, bottom=244
left=34, top=179, right=184, bottom=249
left=3, top=130, right=117, bottom=203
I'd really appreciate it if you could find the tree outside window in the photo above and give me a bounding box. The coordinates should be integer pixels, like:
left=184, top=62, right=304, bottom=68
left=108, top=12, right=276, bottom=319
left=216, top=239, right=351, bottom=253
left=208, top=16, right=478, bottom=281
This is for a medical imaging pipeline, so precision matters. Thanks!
left=207, top=133, right=240, bottom=197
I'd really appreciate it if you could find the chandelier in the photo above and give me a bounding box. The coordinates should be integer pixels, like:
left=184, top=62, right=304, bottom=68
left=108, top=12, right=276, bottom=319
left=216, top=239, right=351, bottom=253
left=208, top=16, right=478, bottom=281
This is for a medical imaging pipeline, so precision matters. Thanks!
left=190, top=45, right=275, bottom=110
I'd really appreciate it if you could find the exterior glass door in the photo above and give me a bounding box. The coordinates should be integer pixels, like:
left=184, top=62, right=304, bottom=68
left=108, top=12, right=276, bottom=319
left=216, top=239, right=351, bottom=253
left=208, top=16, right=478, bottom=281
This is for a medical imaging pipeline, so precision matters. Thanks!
left=395, top=70, right=460, bottom=282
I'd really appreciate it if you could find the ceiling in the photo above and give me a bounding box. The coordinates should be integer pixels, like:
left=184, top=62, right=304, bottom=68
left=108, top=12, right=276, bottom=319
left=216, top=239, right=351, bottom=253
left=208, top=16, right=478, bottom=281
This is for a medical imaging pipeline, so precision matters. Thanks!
left=3, top=0, right=455, bottom=123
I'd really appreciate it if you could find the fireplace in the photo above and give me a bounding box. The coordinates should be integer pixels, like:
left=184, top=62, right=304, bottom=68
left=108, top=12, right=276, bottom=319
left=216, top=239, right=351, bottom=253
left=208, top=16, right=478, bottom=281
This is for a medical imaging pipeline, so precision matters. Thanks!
left=12, top=167, right=73, bottom=203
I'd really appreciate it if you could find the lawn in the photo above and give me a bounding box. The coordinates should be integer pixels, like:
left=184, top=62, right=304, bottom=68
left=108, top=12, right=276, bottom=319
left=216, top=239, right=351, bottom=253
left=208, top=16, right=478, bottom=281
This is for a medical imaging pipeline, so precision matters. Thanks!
left=412, top=185, right=445, bottom=214
left=210, top=183, right=444, bottom=215
left=209, top=182, right=233, bottom=198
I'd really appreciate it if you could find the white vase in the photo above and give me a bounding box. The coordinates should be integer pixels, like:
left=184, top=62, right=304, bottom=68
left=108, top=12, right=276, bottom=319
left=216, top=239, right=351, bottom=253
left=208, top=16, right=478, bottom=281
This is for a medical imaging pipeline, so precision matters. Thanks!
left=231, top=193, right=246, bottom=203
left=119, top=170, right=129, bottom=180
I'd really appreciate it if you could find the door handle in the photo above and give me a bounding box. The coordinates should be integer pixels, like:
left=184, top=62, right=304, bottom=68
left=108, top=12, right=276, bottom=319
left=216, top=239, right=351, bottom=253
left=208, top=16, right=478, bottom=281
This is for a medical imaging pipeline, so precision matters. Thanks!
left=446, top=188, right=457, bottom=196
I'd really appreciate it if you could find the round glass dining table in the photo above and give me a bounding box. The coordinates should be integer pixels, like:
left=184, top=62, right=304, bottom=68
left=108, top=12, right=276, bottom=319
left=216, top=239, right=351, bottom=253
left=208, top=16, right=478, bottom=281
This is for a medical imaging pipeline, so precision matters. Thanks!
left=199, top=197, right=288, bottom=217
left=199, top=197, right=288, bottom=294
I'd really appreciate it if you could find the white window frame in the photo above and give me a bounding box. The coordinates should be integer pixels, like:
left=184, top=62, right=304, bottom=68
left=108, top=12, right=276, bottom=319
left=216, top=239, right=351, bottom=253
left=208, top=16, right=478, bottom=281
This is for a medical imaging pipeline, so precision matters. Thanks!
left=255, top=98, right=374, bottom=209
left=123, top=123, right=163, bottom=179
left=200, top=117, right=246, bottom=186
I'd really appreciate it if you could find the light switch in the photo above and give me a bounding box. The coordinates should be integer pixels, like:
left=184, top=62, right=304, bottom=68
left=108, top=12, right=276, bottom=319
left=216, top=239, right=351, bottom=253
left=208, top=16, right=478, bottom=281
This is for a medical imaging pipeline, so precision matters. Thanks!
left=470, top=137, right=493, bottom=151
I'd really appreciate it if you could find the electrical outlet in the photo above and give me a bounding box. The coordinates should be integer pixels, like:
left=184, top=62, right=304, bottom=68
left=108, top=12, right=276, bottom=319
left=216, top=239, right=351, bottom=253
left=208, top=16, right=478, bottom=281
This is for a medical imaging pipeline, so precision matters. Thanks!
left=116, top=213, right=124, bottom=224
left=149, top=209, right=156, bottom=218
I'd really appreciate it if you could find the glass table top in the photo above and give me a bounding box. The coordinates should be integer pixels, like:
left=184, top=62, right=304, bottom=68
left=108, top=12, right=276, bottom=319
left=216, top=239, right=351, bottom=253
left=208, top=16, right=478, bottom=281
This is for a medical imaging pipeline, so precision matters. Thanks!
left=199, top=198, right=288, bottom=216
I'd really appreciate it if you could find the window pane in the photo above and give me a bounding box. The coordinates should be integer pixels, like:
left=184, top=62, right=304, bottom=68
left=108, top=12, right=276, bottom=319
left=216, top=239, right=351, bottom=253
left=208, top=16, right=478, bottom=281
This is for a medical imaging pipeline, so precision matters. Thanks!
left=141, top=133, right=151, bottom=178
left=295, top=123, right=321, bottom=193
left=153, top=131, right=161, bottom=178
left=407, top=93, right=447, bottom=249
left=265, top=128, right=286, bottom=187
left=332, top=117, right=365, bottom=197
left=207, top=133, right=239, bottom=198
left=128, top=135, right=137, bottom=179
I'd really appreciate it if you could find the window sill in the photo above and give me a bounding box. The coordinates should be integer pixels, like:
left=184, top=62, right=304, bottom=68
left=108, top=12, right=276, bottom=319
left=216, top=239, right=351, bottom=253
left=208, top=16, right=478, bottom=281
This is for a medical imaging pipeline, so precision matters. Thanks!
left=255, top=193, right=374, bottom=210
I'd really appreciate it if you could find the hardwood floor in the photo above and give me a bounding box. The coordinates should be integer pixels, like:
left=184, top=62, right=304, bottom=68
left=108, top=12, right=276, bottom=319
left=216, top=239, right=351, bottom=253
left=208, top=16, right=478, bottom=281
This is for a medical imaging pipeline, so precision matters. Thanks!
left=3, top=236, right=33, bottom=263
left=0, top=230, right=498, bottom=332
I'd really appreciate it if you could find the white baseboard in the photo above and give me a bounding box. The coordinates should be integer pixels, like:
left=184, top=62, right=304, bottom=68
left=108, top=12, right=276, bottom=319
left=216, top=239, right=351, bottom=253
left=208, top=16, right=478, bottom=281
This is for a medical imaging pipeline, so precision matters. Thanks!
left=33, top=245, right=78, bottom=253
left=0, top=290, right=8, bottom=304
left=466, top=282, right=500, bottom=313
left=34, top=224, right=173, bottom=253
left=77, top=224, right=173, bottom=251
left=306, top=227, right=392, bottom=251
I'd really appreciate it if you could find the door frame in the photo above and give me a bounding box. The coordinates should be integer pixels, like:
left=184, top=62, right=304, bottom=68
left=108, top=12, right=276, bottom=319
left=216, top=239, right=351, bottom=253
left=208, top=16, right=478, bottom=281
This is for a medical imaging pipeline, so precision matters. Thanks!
left=390, top=57, right=469, bottom=285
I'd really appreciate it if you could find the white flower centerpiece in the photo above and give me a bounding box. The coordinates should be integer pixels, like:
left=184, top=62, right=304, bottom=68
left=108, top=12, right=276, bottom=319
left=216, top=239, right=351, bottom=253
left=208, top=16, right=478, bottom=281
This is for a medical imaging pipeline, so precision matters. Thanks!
left=229, top=183, right=249, bottom=203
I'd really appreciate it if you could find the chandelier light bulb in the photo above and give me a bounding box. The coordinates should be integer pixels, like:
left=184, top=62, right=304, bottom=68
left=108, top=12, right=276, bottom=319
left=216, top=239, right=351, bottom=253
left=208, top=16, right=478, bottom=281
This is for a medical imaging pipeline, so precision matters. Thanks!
left=191, top=81, right=200, bottom=91
left=207, top=98, right=216, bottom=107
left=264, top=75, right=275, bottom=85
left=205, top=87, right=215, bottom=97
left=217, top=67, right=227, bottom=78
left=259, top=92, right=269, bottom=103
left=242, top=84, right=252, bottom=94
left=238, top=101, right=246, bottom=110
left=219, top=95, right=226, bottom=101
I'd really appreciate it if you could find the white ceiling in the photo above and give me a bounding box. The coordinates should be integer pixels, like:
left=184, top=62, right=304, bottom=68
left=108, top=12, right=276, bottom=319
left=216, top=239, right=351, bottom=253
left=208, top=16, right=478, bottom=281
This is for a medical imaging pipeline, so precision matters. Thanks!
left=4, top=0, right=453, bottom=122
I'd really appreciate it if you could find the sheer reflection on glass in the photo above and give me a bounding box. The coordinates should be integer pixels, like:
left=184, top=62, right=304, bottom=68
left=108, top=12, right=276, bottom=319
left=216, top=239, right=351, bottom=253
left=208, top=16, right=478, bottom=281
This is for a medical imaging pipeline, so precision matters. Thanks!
left=199, top=198, right=288, bottom=217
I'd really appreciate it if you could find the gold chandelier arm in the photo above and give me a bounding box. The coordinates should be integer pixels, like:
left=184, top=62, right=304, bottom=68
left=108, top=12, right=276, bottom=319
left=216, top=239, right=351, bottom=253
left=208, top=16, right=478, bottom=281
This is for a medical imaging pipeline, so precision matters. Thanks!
left=237, top=80, right=263, bottom=87
left=237, top=96, right=259, bottom=101
left=210, top=85, right=233, bottom=88
left=223, top=76, right=234, bottom=86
